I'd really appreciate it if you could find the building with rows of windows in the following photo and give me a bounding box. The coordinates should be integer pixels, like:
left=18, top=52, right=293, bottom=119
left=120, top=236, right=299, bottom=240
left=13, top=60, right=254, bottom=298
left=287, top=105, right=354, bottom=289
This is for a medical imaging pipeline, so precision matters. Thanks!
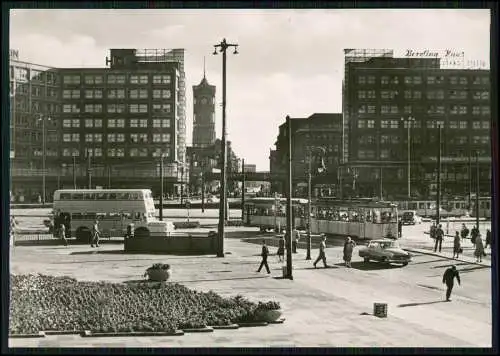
left=10, top=49, right=188, bottom=202
left=343, top=49, right=491, bottom=200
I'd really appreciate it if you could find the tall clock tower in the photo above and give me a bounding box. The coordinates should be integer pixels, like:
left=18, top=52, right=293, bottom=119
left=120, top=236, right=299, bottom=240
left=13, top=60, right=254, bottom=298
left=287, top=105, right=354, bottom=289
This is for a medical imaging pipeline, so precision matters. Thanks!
left=192, top=63, right=216, bottom=148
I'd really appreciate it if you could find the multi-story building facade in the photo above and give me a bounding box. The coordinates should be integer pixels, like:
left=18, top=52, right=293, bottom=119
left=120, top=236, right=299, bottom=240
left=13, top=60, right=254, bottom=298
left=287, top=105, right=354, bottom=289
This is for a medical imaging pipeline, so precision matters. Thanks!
left=10, top=49, right=188, bottom=202
left=272, top=113, right=343, bottom=197
left=192, top=72, right=216, bottom=147
left=344, top=49, right=491, bottom=200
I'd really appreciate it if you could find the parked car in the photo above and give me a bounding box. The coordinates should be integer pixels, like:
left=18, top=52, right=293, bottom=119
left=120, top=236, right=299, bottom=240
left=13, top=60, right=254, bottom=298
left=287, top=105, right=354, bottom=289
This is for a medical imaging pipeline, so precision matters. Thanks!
left=401, top=210, right=422, bottom=225
left=359, top=239, right=412, bottom=266
left=206, top=196, right=220, bottom=203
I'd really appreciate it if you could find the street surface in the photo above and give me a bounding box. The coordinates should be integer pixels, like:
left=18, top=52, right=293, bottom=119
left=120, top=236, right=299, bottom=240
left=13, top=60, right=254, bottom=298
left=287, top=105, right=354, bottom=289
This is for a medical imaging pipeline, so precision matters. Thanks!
left=9, top=221, right=493, bottom=348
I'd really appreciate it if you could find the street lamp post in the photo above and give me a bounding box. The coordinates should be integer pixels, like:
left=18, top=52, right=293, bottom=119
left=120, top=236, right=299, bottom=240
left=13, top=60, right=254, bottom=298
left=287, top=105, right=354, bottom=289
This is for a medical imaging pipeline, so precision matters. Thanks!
left=401, top=116, right=415, bottom=198
left=241, top=158, right=246, bottom=221
left=159, top=154, right=165, bottom=221
left=285, top=115, right=293, bottom=280
left=475, top=151, right=480, bottom=230
left=306, top=147, right=326, bottom=261
left=72, top=153, right=77, bottom=189
left=213, top=38, right=239, bottom=258
left=436, top=124, right=442, bottom=225
left=38, top=115, right=51, bottom=204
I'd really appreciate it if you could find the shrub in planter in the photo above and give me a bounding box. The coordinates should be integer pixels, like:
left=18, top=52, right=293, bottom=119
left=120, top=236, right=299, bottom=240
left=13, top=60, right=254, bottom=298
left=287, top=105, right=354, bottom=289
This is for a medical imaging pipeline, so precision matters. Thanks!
left=173, top=221, right=201, bottom=229
left=144, top=263, right=171, bottom=282
left=254, top=301, right=282, bottom=322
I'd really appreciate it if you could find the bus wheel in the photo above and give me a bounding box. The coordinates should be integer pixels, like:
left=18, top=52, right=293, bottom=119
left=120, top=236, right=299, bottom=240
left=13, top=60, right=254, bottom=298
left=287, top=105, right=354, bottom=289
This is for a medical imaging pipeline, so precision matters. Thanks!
left=76, top=228, right=91, bottom=243
left=134, top=228, right=150, bottom=238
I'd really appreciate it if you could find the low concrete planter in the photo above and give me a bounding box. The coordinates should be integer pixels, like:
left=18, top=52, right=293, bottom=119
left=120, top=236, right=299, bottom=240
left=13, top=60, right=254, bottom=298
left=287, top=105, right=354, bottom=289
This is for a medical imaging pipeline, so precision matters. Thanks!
left=237, top=321, right=269, bottom=327
left=181, top=326, right=214, bottom=333
left=9, top=331, right=46, bottom=338
left=174, top=221, right=201, bottom=229
left=255, top=309, right=283, bottom=323
left=44, top=330, right=84, bottom=336
left=81, top=330, right=184, bottom=337
left=210, top=324, right=240, bottom=330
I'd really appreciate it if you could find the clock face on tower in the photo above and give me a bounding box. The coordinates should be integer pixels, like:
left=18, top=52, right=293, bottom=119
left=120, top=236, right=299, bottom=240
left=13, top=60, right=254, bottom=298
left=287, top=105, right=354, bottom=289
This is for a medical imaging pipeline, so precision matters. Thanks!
left=201, top=97, right=208, bottom=104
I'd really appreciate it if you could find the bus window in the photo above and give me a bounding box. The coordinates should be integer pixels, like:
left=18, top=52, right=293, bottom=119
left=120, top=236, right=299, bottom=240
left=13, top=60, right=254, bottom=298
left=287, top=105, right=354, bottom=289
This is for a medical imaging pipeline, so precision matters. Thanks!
left=115, top=193, right=126, bottom=200
left=73, top=193, right=83, bottom=200
left=60, top=193, right=71, bottom=200
left=96, top=192, right=107, bottom=200
left=72, top=213, right=83, bottom=220
left=109, top=212, right=121, bottom=220
left=130, top=193, right=139, bottom=200
left=96, top=213, right=106, bottom=220
left=134, top=212, right=142, bottom=220
left=83, top=213, right=97, bottom=220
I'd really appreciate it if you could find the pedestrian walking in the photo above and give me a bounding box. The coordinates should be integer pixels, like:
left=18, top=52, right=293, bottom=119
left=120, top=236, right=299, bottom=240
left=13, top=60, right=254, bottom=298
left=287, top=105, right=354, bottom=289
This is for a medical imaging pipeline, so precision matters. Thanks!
left=313, top=234, right=328, bottom=268
left=460, top=224, right=469, bottom=242
left=430, top=222, right=437, bottom=240
left=442, top=265, right=461, bottom=302
left=434, top=224, right=444, bottom=253
left=471, top=226, right=479, bottom=245
left=343, top=236, right=356, bottom=268
left=91, top=220, right=100, bottom=248
left=276, top=235, right=285, bottom=262
left=59, top=223, right=68, bottom=246
left=398, top=219, right=403, bottom=238
left=485, top=229, right=491, bottom=249
left=257, top=240, right=271, bottom=274
left=10, top=215, right=16, bottom=247
left=292, top=227, right=300, bottom=254
left=126, top=223, right=135, bottom=239
left=453, top=231, right=462, bottom=259
left=474, top=234, right=485, bottom=263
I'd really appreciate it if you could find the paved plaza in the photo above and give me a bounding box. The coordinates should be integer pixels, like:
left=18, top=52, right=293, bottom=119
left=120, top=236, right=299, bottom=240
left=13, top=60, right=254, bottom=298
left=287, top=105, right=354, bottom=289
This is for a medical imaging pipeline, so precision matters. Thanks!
left=8, top=220, right=493, bottom=348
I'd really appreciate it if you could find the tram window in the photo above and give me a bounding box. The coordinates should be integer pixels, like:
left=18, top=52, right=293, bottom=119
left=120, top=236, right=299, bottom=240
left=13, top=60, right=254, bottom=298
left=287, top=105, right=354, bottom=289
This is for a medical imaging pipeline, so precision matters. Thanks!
left=130, top=193, right=139, bottom=200
left=108, top=193, right=117, bottom=199
left=109, top=213, right=121, bottom=219
left=84, top=193, right=95, bottom=200
left=96, top=193, right=107, bottom=200
left=121, top=212, right=132, bottom=219
left=73, top=193, right=83, bottom=200
left=408, top=203, right=417, bottom=209
left=418, top=203, right=424, bottom=209
left=115, top=193, right=126, bottom=200
left=426, top=202, right=432, bottom=209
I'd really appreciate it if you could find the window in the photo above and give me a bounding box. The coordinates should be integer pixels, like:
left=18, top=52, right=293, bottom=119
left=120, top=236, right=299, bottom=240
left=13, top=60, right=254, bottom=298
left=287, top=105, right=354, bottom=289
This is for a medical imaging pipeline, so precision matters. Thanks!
left=153, top=134, right=162, bottom=142
left=108, top=148, right=116, bottom=157
left=426, top=121, right=436, bottom=129
left=85, top=89, right=103, bottom=99
left=380, top=149, right=390, bottom=159
left=482, top=121, right=490, bottom=129
left=455, top=136, right=467, bottom=144
left=358, top=90, right=366, bottom=99
left=107, top=74, right=126, bottom=84
left=358, top=76, right=366, bottom=84
left=153, top=89, right=171, bottom=99
left=116, top=133, right=125, bottom=142
left=108, top=119, right=116, bottom=128
left=129, top=104, right=148, bottom=113
left=435, top=76, right=444, bottom=84
left=459, top=77, right=468, bottom=85
left=357, top=120, right=366, bottom=128
left=391, top=76, right=399, bottom=84
left=381, top=90, right=392, bottom=99
left=472, top=121, right=481, bottom=129
left=367, top=105, right=376, bottom=114
left=85, top=104, right=102, bottom=113
left=63, top=119, right=80, bottom=128
left=63, top=133, right=71, bottom=142
left=130, top=133, right=139, bottom=143
left=139, top=133, right=148, bottom=143
left=130, top=75, right=148, bottom=84
left=381, top=120, right=390, bottom=129
left=449, top=76, right=458, bottom=85
left=459, top=121, right=467, bottom=129
left=381, top=105, right=390, bottom=114
left=153, top=119, right=171, bottom=128
left=380, top=135, right=390, bottom=144
left=116, top=119, right=125, bottom=128
left=427, top=91, right=436, bottom=99
left=152, top=74, right=171, bottom=84
left=413, top=91, right=421, bottom=99
left=94, top=148, right=102, bottom=157
left=95, top=119, right=102, bottom=128
left=404, top=105, right=412, bottom=114
left=162, top=134, right=170, bottom=142
left=85, top=75, right=103, bottom=84
left=85, top=119, right=93, bottom=128
left=481, top=92, right=489, bottom=100
left=472, top=106, right=481, bottom=115
left=138, top=148, right=148, bottom=157
left=436, top=90, right=444, bottom=99
left=449, top=121, right=458, bottom=129
left=480, top=136, right=489, bottom=144
left=107, top=134, right=116, bottom=142
left=366, top=90, right=376, bottom=99
left=404, top=90, right=412, bottom=99
left=63, top=89, right=80, bottom=99
left=472, top=136, right=481, bottom=144
left=459, top=105, right=467, bottom=115
left=63, top=75, right=80, bottom=84
left=130, top=120, right=138, bottom=128
left=130, top=89, right=148, bottom=99
left=86, top=134, right=102, bottom=142
left=357, top=150, right=375, bottom=159
left=481, top=77, right=489, bottom=85
left=139, top=119, right=148, bottom=128
left=63, top=104, right=80, bottom=113
left=413, top=76, right=422, bottom=84
left=108, top=89, right=125, bottom=99
left=381, top=76, right=389, bottom=85
left=389, top=120, right=399, bottom=128
left=404, top=76, right=413, bottom=84
left=390, top=105, right=398, bottom=114
left=450, top=105, right=459, bottom=115
left=427, top=76, right=435, bottom=84
left=152, top=104, right=171, bottom=113
left=130, top=148, right=139, bottom=157
left=367, top=76, right=376, bottom=84
left=107, top=104, right=126, bottom=113
left=481, top=106, right=490, bottom=115
left=358, top=105, right=366, bottom=114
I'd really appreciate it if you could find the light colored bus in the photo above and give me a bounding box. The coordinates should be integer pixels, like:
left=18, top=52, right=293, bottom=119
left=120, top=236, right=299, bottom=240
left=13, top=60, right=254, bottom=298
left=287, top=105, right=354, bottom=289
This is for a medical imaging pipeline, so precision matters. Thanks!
left=52, top=189, right=174, bottom=241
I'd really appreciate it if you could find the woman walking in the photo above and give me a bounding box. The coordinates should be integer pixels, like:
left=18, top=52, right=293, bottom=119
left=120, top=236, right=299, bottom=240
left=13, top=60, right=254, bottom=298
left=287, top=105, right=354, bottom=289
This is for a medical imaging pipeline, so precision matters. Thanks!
left=474, top=233, right=485, bottom=263
left=453, top=231, right=461, bottom=259
left=343, top=236, right=356, bottom=268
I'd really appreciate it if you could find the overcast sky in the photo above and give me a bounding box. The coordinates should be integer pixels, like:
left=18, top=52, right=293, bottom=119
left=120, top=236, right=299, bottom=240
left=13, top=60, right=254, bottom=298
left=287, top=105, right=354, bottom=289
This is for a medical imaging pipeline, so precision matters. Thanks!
left=10, top=9, right=490, bottom=170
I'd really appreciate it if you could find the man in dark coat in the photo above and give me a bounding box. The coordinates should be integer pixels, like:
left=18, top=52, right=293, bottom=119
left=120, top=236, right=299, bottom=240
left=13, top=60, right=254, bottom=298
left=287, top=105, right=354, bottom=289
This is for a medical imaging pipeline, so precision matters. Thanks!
left=257, top=240, right=271, bottom=274
left=398, top=219, right=403, bottom=238
left=442, top=265, right=461, bottom=301
left=434, top=224, right=444, bottom=253
left=485, top=229, right=491, bottom=249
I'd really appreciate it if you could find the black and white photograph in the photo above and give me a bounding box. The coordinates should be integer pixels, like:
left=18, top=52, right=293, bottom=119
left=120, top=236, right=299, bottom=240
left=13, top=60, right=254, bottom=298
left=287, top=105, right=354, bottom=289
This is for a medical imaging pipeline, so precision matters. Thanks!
left=6, top=6, right=495, bottom=349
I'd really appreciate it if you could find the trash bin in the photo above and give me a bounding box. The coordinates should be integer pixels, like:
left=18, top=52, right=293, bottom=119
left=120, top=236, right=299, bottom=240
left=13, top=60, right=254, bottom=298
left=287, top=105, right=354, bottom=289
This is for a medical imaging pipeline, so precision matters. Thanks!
left=282, top=265, right=287, bottom=278
left=373, top=303, right=388, bottom=318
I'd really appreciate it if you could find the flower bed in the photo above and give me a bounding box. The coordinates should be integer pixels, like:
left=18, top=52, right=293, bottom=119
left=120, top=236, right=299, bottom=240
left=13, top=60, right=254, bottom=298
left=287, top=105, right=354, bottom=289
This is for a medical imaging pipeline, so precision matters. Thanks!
left=9, top=274, right=281, bottom=335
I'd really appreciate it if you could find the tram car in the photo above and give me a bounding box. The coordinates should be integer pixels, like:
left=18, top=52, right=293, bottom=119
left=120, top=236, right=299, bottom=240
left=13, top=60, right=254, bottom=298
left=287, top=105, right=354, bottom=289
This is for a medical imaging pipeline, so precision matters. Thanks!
left=243, top=197, right=308, bottom=232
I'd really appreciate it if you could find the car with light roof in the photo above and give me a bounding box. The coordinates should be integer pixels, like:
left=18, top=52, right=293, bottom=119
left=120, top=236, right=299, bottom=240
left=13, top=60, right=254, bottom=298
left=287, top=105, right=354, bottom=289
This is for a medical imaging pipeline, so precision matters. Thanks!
left=359, top=239, right=412, bottom=266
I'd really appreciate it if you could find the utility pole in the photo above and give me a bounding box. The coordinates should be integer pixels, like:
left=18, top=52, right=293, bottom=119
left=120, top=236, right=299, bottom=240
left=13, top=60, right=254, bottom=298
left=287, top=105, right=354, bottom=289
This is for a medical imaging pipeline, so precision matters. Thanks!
left=160, top=154, right=164, bottom=221
left=468, top=151, right=472, bottom=211
left=180, top=165, right=184, bottom=205
left=87, top=149, right=92, bottom=189
left=436, top=125, right=442, bottom=225
left=401, top=116, right=415, bottom=198
left=286, top=115, right=293, bottom=280
left=475, top=151, right=480, bottom=230
left=241, top=158, right=246, bottom=221
left=201, top=171, right=205, bottom=213
left=213, top=38, right=238, bottom=258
